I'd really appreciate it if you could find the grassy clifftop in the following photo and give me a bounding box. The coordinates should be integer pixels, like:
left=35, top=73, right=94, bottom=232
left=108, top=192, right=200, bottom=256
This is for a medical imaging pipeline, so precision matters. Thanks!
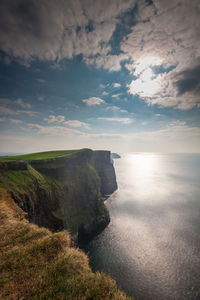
left=0, top=149, right=82, bottom=161
left=0, top=188, right=131, bottom=299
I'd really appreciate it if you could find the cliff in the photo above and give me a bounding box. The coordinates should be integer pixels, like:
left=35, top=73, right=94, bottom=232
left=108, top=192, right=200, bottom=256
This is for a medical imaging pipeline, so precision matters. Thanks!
left=111, top=152, right=121, bottom=159
left=0, top=188, right=132, bottom=300
left=0, top=149, right=117, bottom=244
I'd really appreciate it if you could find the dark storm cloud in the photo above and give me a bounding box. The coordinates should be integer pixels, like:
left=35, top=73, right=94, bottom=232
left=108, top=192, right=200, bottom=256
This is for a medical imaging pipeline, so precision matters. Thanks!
left=175, top=65, right=200, bottom=96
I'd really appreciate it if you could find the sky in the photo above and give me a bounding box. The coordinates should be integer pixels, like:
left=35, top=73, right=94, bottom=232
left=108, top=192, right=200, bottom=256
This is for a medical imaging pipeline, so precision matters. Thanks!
left=0, top=0, right=200, bottom=153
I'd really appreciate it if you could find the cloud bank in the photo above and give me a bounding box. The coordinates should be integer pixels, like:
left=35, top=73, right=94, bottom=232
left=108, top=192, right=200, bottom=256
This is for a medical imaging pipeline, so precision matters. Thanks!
left=0, top=0, right=199, bottom=110
left=0, top=0, right=135, bottom=66
left=122, top=0, right=200, bottom=109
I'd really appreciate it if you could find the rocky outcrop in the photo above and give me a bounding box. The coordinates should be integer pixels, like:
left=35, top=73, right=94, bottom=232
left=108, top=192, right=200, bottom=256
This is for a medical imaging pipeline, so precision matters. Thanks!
left=90, top=150, right=118, bottom=196
left=0, top=160, right=28, bottom=172
left=111, top=152, right=121, bottom=159
left=0, top=149, right=117, bottom=244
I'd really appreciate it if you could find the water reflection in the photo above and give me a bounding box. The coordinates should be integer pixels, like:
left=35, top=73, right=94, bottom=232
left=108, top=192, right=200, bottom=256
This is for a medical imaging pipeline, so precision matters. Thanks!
left=85, top=153, right=200, bottom=300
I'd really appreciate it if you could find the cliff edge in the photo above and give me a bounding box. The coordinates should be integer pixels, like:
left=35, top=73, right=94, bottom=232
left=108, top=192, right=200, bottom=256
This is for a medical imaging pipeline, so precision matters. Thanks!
left=0, top=149, right=117, bottom=244
left=0, top=188, right=132, bottom=300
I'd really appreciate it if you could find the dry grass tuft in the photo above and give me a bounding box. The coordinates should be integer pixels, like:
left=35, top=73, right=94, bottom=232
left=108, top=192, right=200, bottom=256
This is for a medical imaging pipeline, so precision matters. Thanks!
left=0, top=188, right=132, bottom=300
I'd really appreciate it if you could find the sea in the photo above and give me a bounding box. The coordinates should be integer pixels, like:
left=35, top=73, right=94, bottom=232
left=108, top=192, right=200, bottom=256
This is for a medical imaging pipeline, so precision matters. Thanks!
left=84, top=153, right=200, bottom=300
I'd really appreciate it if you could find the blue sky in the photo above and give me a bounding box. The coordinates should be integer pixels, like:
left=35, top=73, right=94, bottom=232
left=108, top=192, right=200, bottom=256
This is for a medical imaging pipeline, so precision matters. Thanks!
left=0, top=0, right=200, bottom=153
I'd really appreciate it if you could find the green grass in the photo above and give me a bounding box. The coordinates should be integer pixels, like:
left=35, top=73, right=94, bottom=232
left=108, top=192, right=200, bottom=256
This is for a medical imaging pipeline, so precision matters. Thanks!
left=0, top=149, right=82, bottom=161
left=0, top=189, right=132, bottom=300
left=0, top=164, right=60, bottom=198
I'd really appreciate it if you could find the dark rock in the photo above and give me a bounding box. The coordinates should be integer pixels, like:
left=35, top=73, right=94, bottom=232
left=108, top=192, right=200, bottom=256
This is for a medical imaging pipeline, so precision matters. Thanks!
left=90, top=150, right=118, bottom=195
left=0, top=160, right=28, bottom=171
left=78, top=209, right=110, bottom=245
left=111, top=153, right=121, bottom=159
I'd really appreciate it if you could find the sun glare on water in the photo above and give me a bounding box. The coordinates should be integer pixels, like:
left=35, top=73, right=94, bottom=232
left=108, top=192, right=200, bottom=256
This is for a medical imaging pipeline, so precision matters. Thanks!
left=124, top=153, right=163, bottom=199
left=128, top=152, right=159, bottom=176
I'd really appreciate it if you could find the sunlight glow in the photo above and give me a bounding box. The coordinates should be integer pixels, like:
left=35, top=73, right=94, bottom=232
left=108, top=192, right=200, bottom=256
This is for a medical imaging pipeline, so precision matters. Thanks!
left=128, top=153, right=159, bottom=176
left=129, top=56, right=163, bottom=98
left=125, top=153, right=162, bottom=198
left=129, top=71, right=161, bottom=97
left=135, top=56, right=162, bottom=75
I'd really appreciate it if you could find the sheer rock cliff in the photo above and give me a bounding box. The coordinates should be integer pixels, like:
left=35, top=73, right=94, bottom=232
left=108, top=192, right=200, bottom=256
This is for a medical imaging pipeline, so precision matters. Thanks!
left=0, top=149, right=117, bottom=244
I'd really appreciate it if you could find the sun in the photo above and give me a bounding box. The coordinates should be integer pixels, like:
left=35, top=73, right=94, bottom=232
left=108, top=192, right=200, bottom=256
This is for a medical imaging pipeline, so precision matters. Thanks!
left=129, top=56, right=163, bottom=98
left=135, top=56, right=162, bottom=75
left=130, top=67, right=161, bottom=97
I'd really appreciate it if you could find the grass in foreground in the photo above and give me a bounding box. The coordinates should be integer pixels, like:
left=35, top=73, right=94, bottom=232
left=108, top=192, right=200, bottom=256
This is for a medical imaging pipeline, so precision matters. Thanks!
left=0, top=149, right=82, bottom=161
left=0, top=188, right=132, bottom=300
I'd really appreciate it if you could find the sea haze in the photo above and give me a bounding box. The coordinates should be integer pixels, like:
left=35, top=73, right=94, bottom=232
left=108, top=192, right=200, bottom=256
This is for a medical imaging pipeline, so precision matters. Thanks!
left=84, top=153, right=200, bottom=300
left=0, top=153, right=23, bottom=156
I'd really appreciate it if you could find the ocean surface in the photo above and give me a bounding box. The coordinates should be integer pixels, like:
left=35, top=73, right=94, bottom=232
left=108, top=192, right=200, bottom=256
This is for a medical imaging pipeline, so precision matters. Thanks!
left=84, top=153, right=200, bottom=300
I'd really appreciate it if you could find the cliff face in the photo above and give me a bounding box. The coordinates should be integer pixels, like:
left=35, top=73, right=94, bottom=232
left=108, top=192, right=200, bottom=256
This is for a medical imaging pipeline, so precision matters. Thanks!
left=0, top=149, right=117, bottom=243
left=90, top=150, right=117, bottom=195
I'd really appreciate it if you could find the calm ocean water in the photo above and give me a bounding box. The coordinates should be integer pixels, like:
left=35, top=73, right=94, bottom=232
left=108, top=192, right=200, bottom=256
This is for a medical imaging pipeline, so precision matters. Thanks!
left=84, top=153, right=200, bottom=300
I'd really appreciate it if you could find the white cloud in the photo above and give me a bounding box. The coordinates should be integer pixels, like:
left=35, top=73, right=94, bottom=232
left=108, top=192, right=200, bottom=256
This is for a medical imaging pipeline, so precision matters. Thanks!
left=15, top=98, right=31, bottom=109
left=44, top=115, right=90, bottom=130
left=0, top=105, right=36, bottom=116
left=128, top=67, right=163, bottom=98
left=1, top=122, right=200, bottom=153
left=127, top=62, right=200, bottom=110
left=169, top=121, right=186, bottom=127
left=26, top=124, right=83, bottom=136
left=0, top=117, right=22, bottom=124
left=121, top=0, right=200, bottom=109
left=44, top=115, right=65, bottom=123
left=122, top=1, right=200, bottom=71
left=0, top=98, right=37, bottom=115
left=85, top=53, right=128, bottom=71
left=64, top=120, right=90, bottom=129
left=133, top=122, right=200, bottom=140
left=106, top=106, right=127, bottom=113
left=0, top=0, right=199, bottom=111
left=17, top=110, right=37, bottom=116
left=111, top=93, right=121, bottom=98
left=0, top=0, right=135, bottom=67
left=113, top=83, right=121, bottom=88
left=82, top=97, right=105, bottom=106
left=98, top=117, right=133, bottom=124
left=102, top=91, right=109, bottom=96
left=0, top=106, right=15, bottom=115
left=37, top=79, right=46, bottom=84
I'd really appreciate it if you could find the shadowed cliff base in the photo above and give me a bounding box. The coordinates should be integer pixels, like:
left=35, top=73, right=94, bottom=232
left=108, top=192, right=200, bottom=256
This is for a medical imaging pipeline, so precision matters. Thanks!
left=0, top=188, right=132, bottom=299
